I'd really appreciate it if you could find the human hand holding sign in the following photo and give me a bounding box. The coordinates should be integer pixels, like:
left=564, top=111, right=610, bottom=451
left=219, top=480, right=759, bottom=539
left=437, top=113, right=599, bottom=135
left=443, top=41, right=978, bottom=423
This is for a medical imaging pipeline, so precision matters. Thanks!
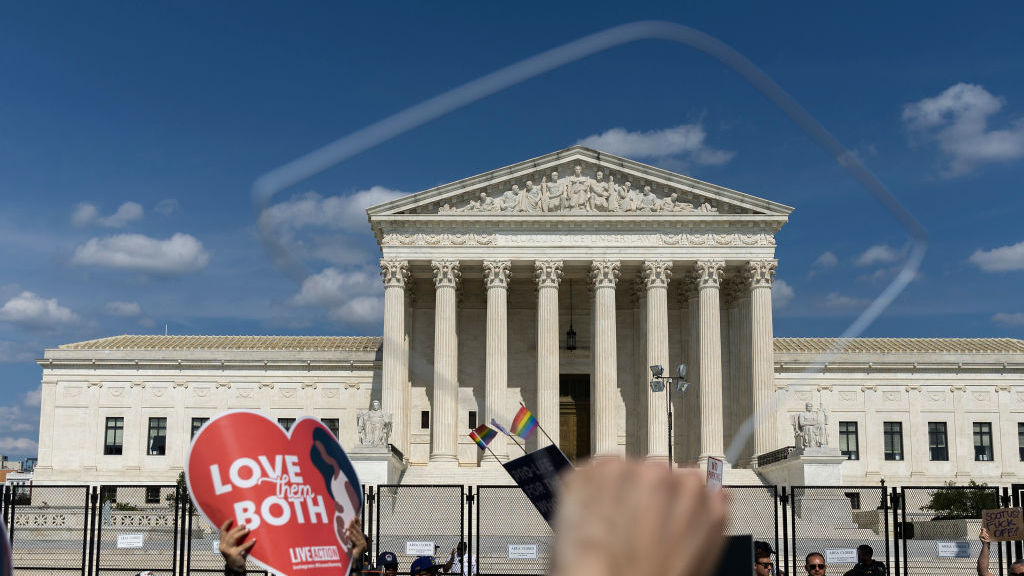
left=552, top=459, right=727, bottom=576
left=219, top=519, right=256, bottom=573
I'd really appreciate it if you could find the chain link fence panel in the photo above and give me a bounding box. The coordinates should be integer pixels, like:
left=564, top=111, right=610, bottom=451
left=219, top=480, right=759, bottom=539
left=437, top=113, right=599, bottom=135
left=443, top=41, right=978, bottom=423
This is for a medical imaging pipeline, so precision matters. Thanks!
left=791, top=486, right=890, bottom=575
left=475, top=485, right=552, bottom=575
left=7, top=484, right=90, bottom=576
left=93, top=485, right=179, bottom=576
left=375, top=485, right=464, bottom=574
left=900, top=485, right=1003, bottom=576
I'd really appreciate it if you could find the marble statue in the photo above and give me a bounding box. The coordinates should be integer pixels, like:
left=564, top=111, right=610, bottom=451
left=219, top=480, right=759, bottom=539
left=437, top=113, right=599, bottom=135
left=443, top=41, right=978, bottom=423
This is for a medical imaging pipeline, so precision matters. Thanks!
left=437, top=165, right=721, bottom=215
left=357, top=400, right=393, bottom=447
left=792, top=402, right=829, bottom=449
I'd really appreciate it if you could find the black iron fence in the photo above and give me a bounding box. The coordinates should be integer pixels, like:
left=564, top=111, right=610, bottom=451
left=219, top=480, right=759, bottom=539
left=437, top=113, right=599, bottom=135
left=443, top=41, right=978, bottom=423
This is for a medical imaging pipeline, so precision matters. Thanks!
left=2, top=481, right=1023, bottom=575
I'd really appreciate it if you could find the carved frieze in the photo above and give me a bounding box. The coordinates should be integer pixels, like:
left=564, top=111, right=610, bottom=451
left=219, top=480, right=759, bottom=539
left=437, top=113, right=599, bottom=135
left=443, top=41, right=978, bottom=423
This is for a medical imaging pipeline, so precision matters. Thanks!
left=380, top=232, right=775, bottom=247
left=434, top=163, right=722, bottom=215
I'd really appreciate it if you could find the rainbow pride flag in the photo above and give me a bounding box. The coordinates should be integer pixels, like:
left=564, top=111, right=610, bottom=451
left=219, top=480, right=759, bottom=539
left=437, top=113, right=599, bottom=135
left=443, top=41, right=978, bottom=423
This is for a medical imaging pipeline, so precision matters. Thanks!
left=510, top=406, right=538, bottom=439
left=469, top=424, right=497, bottom=451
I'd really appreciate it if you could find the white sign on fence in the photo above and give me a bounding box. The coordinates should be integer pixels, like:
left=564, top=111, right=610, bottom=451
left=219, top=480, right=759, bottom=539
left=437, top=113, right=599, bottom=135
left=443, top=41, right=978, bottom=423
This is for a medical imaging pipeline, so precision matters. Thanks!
left=508, top=544, right=538, bottom=559
left=116, top=534, right=145, bottom=549
left=825, top=549, right=858, bottom=564
left=937, top=541, right=971, bottom=558
left=406, top=541, right=436, bottom=556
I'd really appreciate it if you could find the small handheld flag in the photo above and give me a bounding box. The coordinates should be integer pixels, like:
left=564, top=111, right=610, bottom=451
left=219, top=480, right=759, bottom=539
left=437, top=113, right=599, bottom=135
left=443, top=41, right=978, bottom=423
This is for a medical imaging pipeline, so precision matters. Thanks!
left=490, top=419, right=510, bottom=436
left=469, top=425, right=497, bottom=451
left=510, top=406, right=538, bottom=439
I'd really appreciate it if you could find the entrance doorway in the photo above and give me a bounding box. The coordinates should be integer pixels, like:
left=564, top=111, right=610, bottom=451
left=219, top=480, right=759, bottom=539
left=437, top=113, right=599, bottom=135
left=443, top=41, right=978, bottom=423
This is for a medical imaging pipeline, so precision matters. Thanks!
left=559, top=374, right=591, bottom=464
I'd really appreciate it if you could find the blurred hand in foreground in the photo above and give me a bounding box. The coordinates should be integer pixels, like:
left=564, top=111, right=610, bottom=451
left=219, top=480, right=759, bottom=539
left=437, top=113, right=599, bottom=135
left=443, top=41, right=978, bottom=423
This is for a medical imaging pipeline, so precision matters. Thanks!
left=552, top=459, right=727, bottom=576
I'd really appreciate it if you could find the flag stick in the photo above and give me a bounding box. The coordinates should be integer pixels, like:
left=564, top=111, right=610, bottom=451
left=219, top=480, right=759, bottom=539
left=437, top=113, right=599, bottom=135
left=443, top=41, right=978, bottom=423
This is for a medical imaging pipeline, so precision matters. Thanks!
left=491, top=418, right=529, bottom=456
left=520, top=401, right=556, bottom=447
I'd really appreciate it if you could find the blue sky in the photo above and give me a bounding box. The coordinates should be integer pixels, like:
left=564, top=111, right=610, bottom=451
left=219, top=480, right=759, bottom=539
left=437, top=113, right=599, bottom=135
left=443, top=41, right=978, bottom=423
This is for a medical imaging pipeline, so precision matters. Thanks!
left=2, top=2, right=1023, bottom=459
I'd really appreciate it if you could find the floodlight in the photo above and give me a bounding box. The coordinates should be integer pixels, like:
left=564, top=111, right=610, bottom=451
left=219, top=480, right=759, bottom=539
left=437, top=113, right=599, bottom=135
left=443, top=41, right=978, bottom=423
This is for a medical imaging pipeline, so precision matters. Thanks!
left=676, top=363, right=687, bottom=379
left=650, top=364, right=664, bottom=377
left=649, top=380, right=665, bottom=392
left=675, top=380, right=689, bottom=393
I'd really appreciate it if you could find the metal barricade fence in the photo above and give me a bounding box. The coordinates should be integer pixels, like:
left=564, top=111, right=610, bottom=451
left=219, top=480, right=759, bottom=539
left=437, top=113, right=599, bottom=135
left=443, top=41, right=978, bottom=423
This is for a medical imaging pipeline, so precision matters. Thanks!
left=6, top=484, right=90, bottom=576
left=92, top=484, right=179, bottom=576
left=475, top=485, right=552, bottom=575
left=899, top=485, right=1003, bottom=576
left=790, top=485, right=890, bottom=575
left=374, top=484, right=465, bottom=574
left=725, top=485, right=780, bottom=557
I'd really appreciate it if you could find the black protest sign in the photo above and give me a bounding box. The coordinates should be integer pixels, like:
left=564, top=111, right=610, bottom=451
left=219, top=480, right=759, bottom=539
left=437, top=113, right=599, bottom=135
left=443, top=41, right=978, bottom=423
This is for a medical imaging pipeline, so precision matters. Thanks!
left=502, top=444, right=572, bottom=525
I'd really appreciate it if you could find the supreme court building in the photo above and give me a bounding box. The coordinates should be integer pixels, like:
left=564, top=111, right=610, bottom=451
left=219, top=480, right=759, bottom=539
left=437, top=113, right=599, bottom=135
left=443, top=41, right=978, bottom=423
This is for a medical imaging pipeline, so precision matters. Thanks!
left=34, top=147, right=1024, bottom=487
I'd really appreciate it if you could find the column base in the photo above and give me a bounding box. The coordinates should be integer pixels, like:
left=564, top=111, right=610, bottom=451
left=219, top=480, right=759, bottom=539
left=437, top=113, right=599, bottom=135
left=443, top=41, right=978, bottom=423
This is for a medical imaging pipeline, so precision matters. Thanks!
left=645, top=454, right=672, bottom=466
left=429, top=453, right=460, bottom=466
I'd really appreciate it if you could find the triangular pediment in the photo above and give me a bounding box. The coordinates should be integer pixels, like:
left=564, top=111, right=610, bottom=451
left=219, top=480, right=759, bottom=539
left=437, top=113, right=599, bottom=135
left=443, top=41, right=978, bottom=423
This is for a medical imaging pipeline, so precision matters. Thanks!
left=367, top=146, right=793, bottom=219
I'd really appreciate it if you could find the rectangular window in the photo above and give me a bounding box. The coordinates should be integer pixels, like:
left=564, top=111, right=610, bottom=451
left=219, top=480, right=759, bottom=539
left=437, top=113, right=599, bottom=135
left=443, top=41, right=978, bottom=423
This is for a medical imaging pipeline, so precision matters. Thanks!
left=322, top=418, right=340, bottom=438
left=191, top=417, right=208, bottom=438
left=839, top=422, right=859, bottom=460
left=100, top=485, right=117, bottom=504
left=104, top=417, right=124, bottom=455
left=468, top=411, right=478, bottom=430
left=1018, top=423, right=1024, bottom=461
left=277, top=418, right=295, bottom=431
left=928, top=422, right=949, bottom=461
left=974, top=422, right=994, bottom=461
left=147, top=417, right=167, bottom=456
left=883, top=422, right=904, bottom=461
left=421, top=411, right=430, bottom=429
left=145, top=486, right=161, bottom=504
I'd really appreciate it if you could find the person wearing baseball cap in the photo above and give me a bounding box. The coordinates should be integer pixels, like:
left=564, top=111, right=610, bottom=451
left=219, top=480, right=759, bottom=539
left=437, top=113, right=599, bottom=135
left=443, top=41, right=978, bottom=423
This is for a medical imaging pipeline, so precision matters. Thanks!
left=411, top=555, right=439, bottom=576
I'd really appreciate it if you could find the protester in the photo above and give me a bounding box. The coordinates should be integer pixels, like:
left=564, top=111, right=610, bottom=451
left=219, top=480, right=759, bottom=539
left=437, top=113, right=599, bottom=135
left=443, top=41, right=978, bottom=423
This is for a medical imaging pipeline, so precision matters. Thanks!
left=978, top=528, right=1024, bottom=576
left=412, top=555, right=440, bottom=576
left=218, top=516, right=367, bottom=576
left=755, top=541, right=785, bottom=576
left=551, top=458, right=727, bottom=576
left=841, top=545, right=884, bottom=576
left=805, top=552, right=827, bottom=575
left=442, top=541, right=477, bottom=574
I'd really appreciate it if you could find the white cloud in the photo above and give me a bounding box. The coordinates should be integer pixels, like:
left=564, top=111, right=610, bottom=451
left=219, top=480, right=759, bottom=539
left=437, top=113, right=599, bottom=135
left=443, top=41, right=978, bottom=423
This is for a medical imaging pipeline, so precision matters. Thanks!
left=813, top=251, right=838, bottom=268
left=0, top=340, right=37, bottom=363
left=855, top=244, right=903, bottom=267
left=822, top=292, right=869, bottom=310
left=576, top=124, right=734, bottom=165
left=71, top=202, right=144, bottom=228
left=260, top=187, right=405, bottom=236
left=23, top=387, right=41, bottom=407
left=0, top=437, right=37, bottom=454
left=903, top=83, right=1024, bottom=176
left=772, top=279, right=795, bottom=308
left=104, top=301, right=142, bottom=317
left=72, top=233, right=210, bottom=275
left=154, top=199, right=180, bottom=216
left=993, top=312, right=1024, bottom=326
left=0, top=291, right=78, bottom=328
left=0, top=405, right=35, bottom=434
left=290, top=267, right=384, bottom=326
left=969, top=241, right=1024, bottom=272
left=71, top=203, right=99, bottom=227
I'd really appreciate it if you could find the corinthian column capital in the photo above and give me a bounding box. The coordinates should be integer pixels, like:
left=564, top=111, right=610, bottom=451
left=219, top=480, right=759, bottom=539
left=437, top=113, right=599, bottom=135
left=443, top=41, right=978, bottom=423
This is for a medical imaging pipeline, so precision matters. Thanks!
left=746, top=259, right=778, bottom=288
left=642, top=260, right=673, bottom=289
left=380, top=259, right=410, bottom=287
left=590, top=259, right=621, bottom=288
left=534, top=260, right=563, bottom=288
left=483, top=259, right=512, bottom=289
left=431, top=260, right=461, bottom=289
left=694, top=260, right=726, bottom=289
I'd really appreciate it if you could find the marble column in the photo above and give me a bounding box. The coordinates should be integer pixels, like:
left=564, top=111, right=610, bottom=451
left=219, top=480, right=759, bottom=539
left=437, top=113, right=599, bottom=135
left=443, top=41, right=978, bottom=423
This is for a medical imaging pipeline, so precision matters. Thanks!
left=380, top=259, right=410, bottom=455
left=591, top=259, right=621, bottom=456
left=747, top=259, right=777, bottom=460
left=483, top=260, right=511, bottom=462
left=682, top=276, right=701, bottom=463
left=643, top=260, right=672, bottom=460
left=534, top=260, right=563, bottom=448
left=696, top=260, right=726, bottom=463
left=431, top=259, right=460, bottom=464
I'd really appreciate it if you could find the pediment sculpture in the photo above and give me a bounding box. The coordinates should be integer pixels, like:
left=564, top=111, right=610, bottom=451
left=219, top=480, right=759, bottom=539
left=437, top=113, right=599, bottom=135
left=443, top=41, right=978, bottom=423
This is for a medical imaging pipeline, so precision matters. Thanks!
left=437, top=164, right=719, bottom=215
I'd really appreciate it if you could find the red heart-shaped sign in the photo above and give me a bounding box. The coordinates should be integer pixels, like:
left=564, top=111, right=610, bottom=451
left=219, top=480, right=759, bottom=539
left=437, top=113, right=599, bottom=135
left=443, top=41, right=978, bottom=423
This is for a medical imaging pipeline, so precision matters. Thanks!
left=187, top=411, right=361, bottom=576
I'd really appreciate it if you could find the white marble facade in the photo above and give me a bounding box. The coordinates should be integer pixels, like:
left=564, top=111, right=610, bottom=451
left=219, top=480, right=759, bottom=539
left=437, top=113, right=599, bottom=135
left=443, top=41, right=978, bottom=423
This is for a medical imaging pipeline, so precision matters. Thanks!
left=33, top=147, right=1024, bottom=487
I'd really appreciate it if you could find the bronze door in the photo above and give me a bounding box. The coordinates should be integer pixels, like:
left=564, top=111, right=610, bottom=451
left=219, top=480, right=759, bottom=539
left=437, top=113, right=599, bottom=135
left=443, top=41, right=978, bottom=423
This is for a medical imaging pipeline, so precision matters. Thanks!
left=559, top=374, right=591, bottom=464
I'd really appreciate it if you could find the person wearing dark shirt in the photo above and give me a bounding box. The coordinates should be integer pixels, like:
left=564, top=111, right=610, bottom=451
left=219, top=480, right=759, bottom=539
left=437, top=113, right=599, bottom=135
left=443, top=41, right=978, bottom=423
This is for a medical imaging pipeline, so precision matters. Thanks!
left=842, top=545, right=884, bottom=576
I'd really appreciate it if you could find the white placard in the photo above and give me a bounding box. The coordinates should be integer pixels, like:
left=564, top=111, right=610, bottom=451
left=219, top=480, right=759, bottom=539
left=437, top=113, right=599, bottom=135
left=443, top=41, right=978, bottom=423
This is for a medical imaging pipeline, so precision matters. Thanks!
left=213, top=540, right=221, bottom=555
left=706, top=457, right=724, bottom=490
left=825, top=548, right=858, bottom=564
left=937, top=541, right=971, bottom=558
left=508, top=544, right=538, bottom=559
left=116, top=534, right=145, bottom=549
left=406, top=541, right=436, bottom=556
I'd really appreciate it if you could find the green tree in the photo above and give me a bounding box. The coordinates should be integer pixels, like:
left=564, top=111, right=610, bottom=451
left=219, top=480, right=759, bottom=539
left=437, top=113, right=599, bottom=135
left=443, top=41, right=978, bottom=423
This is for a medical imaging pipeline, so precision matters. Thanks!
left=922, top=480, right=999, bottom=520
